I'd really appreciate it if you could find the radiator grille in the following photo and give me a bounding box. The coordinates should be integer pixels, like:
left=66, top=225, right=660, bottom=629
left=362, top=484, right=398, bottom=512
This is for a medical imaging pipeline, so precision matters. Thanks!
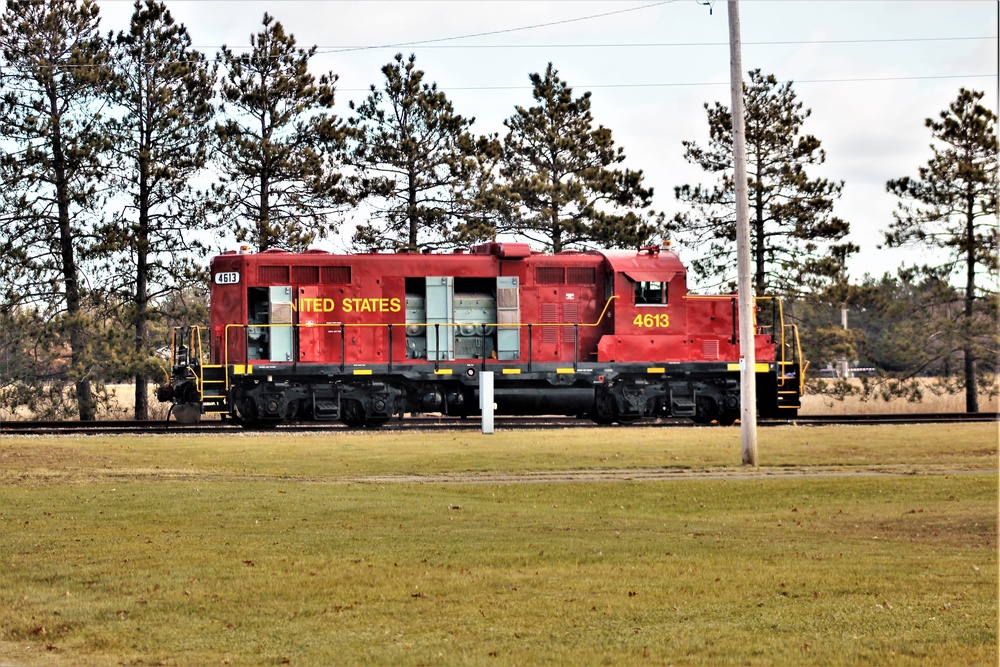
left=566, top=267, right=596, bottom=284
left=536, top=267, right=565, bottom=284
left=320, top=266, right=352, bottom=284
left=562, top=303, right=579, bottom=343
left=258, top=265, right=289, bottom=283
left=292, top=266, right=319, bottom=284
left=540, top=303, right=559, bottom=343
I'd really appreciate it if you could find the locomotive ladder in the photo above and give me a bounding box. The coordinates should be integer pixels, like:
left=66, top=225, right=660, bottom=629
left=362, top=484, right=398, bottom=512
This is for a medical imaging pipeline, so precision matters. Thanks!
left=172, top=326, right=230, bottom=416
left=197, top=365, right=229, bottom=415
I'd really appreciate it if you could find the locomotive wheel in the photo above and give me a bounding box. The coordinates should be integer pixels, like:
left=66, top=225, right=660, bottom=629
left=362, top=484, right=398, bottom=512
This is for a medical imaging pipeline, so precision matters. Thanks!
left=693, top=396, right=717, bottom=425
left=341, top=399, right=367, bottom=428
left=588, top=394, right=617, bottom=425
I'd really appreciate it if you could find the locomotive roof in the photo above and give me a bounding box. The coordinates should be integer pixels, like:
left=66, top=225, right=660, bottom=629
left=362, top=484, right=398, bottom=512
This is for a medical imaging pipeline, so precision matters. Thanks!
left=213, top=243, right=684, bottom=279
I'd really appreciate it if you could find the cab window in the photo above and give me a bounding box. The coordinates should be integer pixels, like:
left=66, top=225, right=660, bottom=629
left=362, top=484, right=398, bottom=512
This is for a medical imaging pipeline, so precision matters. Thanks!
left=634, top=281, right=667, bottom=306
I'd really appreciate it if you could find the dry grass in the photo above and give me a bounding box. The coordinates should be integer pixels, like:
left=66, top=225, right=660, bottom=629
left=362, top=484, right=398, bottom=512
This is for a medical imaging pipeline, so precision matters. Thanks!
left=0, top=425, right=996, bottom=666
left=800, top=378, right=999, bottom=415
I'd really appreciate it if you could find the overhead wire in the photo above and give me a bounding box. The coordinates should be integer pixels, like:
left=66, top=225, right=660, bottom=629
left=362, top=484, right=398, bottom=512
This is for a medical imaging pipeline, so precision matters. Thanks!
left=335, top=73, right=998, bottom=93
left=308, top=35, right=997, bottom=53
left=0, top=0, right=994, bottom=91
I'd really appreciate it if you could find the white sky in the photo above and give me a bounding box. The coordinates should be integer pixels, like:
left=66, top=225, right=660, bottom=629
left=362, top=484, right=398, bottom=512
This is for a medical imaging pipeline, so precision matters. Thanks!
left=90, top=0, right=998, bottom=286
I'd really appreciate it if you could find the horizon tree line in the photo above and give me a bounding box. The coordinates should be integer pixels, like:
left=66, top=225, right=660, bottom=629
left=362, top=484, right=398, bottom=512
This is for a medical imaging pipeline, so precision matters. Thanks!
left=0, top=0, right=994, bottom=419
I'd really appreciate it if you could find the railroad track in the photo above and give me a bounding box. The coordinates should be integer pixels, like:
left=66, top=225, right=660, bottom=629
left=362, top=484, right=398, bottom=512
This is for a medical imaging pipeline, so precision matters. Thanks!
left=0, top=412, right=995, bottom=436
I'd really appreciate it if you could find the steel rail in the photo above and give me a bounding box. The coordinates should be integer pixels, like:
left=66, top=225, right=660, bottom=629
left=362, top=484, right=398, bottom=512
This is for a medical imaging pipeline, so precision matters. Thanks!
left=0, top=412, right=995, bottom=436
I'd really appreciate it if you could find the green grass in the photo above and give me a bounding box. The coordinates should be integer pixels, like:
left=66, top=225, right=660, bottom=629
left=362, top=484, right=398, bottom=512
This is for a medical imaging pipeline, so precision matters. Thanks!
left=0, top=424, right=996, bottom=666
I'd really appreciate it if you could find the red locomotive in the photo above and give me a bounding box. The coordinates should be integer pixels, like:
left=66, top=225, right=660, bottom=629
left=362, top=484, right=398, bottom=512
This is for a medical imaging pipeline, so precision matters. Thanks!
left=157, top=242, right=806, bottom=427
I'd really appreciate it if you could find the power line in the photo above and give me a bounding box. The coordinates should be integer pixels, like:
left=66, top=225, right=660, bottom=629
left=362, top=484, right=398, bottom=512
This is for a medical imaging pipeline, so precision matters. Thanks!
left=258, top=0, right=679, bottom=55
left=336, top=73, right=998, bottom=93
left=302, top=35, right=997, bottom=54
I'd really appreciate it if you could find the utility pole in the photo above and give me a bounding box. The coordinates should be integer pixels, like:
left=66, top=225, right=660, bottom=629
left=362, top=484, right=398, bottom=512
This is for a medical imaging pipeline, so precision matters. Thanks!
left=728, top=0, right=758, bottom=466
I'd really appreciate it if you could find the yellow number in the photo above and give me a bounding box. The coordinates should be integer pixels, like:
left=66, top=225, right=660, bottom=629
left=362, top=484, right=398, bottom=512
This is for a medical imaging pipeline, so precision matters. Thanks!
left=633, top=313, right=670, bottom=328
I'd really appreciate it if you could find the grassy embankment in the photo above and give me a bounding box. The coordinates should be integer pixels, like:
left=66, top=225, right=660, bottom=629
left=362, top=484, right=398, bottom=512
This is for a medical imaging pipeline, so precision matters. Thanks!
left=0, top=423, right=996, bottom=666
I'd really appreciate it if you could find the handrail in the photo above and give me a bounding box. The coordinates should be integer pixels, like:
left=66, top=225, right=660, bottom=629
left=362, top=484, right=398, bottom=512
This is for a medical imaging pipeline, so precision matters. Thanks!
left=176, top=293, right=810, bottom=399
left=681, top=294, right=805, bottom=394
left=169, top=325, right=211, bottom=401
left=216, top=295, right=621, bottom=378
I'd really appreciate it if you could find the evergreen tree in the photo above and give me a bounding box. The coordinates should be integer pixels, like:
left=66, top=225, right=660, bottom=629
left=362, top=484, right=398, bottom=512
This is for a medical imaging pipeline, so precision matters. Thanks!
left=101, top=0, right=216, bottom=419
left=214, top=13, right=350, bottom=252
left=796, top=267, right=997, bottom=406
left=671, top=70, right=855, bottom=294
left=0, top=0, right=113, bottom=420
left=500, top=63, right=659, bottom=252
left=348, top=52, right=497, bottom=251
left=885, top=88, right=999, bottom=412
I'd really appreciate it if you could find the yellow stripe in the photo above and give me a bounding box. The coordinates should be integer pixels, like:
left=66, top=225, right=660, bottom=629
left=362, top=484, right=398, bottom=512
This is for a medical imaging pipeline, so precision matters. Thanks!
left=502, top=368, right=521, bottom=375
left=556, top=368, right=575, bottom=374
left=647, top=367, right=665, bottom=374
left=726, top=363, right=771, bottom=372
left=353, top=369, right=373, bottom=376
left=231, top=365, right=247, bottom=375
left=434, top=369, right=453, bottom=375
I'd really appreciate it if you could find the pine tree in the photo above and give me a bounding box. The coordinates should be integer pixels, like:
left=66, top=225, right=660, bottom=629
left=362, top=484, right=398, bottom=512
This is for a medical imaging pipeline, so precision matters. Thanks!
left=214, top=13, right=350, bottom=252
left=101, top=0, right=216, bottom=419
left=671, top=70, right=855, bottom=294
left=0, top=0, right=113, bottom=420
left=499, top=63, right=659, bottom=252
left=348, top=52, right=497, bottom=251
left=885, top=88, right=999, bottom=412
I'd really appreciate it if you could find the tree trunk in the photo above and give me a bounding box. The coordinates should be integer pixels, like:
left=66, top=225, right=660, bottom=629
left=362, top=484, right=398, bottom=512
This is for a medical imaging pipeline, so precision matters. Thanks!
left=134, top=130, right=151, bottom=420
left=408, top=160, right=419, bottom=250
left=752, top=147, right=766, bottom=293
left=963, top=192, right=978, bottom=413
left=50, top=85, right=95, bottom=421
left=259, top=171, right=271, bottom=251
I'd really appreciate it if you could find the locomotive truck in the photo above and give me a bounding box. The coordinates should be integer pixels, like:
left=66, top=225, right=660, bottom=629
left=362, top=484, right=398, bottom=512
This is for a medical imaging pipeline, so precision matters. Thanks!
left=157, top=242, right=806, bottom=427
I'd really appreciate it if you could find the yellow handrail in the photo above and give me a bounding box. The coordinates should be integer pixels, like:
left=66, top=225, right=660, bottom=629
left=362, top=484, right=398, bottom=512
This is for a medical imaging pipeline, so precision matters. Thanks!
left=176, top=293, right=810, bottom=398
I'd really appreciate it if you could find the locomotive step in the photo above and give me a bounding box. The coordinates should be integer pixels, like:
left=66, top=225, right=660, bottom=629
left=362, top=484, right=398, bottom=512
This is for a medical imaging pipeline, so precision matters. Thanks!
left=311, top=396, right=340, bottom=421
left=670, top=397, right=697, bottom=417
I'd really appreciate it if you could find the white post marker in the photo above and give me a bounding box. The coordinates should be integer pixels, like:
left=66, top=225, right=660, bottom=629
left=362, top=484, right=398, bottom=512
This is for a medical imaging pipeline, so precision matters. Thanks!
left=479, top=371, right=494, bottom=435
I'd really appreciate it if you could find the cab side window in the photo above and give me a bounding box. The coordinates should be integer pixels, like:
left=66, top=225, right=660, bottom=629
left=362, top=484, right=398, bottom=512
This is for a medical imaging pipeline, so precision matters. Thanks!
left=634, top=281, right=667, bottom=306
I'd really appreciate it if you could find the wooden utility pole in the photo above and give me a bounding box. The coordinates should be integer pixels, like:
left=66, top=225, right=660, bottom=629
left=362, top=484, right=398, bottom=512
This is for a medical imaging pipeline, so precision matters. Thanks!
left=727, top=0, right=758, bottom=466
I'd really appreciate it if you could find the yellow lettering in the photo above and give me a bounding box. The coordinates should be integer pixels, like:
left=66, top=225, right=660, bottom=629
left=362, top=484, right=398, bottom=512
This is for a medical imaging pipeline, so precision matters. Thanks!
left=333, top=297, right=404, bottom=316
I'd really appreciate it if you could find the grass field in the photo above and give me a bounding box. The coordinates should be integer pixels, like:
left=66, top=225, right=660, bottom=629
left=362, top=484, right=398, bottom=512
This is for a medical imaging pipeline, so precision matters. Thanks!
left=0, top=424, right=997, bottom=666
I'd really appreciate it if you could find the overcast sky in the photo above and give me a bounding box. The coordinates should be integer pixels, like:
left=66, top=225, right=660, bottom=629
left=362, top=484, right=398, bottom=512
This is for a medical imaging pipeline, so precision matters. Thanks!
left=89, top=0, right=998, bottom=285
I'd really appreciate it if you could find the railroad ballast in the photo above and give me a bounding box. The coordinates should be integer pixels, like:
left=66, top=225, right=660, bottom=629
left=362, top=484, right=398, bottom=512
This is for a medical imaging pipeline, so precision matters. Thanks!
left=157, top=242, right=806, bottom=427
